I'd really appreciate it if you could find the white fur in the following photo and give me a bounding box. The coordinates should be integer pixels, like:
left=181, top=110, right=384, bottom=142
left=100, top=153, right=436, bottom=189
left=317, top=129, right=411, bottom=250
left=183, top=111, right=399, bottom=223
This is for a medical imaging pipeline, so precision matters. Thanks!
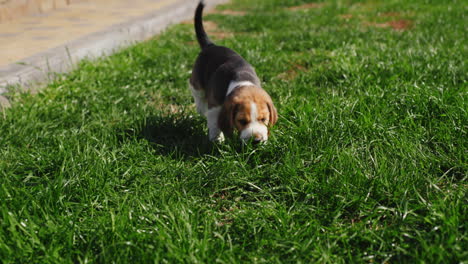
left=189, top=82, right=208, bottom=116
left=240, top=102, right=268, bottom=142
left=206, top=106, right=225, bottom=142
left=227, top=80, right=255, bottom=96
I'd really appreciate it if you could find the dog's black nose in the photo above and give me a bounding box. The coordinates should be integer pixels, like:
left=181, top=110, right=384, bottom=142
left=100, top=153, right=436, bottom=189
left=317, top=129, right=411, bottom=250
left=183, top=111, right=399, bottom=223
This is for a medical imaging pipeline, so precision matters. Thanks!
left=252, top=138, right=262, bottom=145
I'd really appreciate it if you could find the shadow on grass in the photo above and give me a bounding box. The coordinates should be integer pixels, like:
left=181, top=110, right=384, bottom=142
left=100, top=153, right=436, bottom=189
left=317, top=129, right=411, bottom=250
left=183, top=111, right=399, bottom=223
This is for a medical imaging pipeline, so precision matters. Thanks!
left=139, top=114, right=217, bottom=159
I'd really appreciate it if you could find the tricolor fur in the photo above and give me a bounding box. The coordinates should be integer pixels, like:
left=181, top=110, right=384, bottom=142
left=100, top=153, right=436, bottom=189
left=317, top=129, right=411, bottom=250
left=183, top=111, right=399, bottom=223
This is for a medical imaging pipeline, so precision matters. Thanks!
left=189, top=1, right=277, bottom=143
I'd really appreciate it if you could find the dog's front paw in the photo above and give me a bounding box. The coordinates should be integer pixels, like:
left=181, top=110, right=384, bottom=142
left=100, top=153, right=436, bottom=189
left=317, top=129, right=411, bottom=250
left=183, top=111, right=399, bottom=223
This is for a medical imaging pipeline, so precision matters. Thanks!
left=209, top=131, right=225, bottom=143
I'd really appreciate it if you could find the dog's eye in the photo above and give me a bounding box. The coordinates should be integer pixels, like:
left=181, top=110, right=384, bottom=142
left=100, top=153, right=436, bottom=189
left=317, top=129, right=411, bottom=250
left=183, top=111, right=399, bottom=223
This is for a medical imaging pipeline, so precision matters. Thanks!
left=260, top=118, right=267, bottom=123
left=238, top=119, right=248, bottom=126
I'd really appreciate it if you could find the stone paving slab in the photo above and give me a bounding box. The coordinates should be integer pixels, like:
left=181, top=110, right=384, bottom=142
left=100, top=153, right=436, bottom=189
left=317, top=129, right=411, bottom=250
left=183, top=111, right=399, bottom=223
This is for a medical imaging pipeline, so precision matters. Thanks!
left=0, top=0, right=178, bottom=67
left=0, top=0, right=73, bottom=22
left=0, top=0, right=228, bottom=102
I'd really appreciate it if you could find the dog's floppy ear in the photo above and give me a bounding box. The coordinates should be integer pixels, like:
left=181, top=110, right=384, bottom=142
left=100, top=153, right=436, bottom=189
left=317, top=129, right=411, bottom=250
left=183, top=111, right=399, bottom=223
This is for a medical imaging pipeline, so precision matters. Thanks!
left=218, top=98, right=237, bottom=137
left=267, top=100, right=278, bottom=126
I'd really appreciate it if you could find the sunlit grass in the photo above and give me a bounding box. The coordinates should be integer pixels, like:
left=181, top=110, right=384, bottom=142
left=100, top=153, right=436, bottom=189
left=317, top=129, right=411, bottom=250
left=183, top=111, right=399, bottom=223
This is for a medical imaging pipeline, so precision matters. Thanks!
left=0, top=0, right=466, bottom=263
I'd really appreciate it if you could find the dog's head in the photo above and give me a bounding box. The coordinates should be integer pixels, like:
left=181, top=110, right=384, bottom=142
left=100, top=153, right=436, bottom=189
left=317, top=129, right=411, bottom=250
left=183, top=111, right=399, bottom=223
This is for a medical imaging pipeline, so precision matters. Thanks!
left=218, top=86, right=277, bottom=143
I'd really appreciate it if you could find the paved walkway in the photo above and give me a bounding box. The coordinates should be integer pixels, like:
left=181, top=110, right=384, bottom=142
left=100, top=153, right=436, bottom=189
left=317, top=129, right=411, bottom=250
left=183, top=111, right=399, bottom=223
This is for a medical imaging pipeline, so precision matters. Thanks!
left=0, top=0, right=174, bottom=67
left=0, top=0, right=176, bottom=67
left=0, top=0, right=227, bottom=99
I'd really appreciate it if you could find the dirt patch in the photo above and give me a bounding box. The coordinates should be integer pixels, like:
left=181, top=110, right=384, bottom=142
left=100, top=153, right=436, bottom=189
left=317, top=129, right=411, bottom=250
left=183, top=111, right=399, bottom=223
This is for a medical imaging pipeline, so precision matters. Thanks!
left=288, top=3, right=325, bottom=11
left=380, top=12, right=400, bottom=17
left=339, top=14, right=353, bottom=19
left=277, top=63, right=308, bottom=81
left=365, top=19, right=412, bottom=31
left=210, top=9, right=246, bottom=16
left=0, top=95, right=11, bottom=110
left=203, top=20, right=234, bottom=39
left=182, top=20, right=234, bottom=42
left=148, top=100, right=186, bottom=115
left=387, top=20, right=412, bottom=30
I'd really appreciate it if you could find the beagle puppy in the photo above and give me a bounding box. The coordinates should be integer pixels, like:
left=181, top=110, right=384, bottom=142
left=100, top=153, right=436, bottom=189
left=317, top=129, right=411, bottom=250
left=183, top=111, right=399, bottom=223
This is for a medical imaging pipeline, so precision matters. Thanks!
left=189, top=0, right=278, bottom=143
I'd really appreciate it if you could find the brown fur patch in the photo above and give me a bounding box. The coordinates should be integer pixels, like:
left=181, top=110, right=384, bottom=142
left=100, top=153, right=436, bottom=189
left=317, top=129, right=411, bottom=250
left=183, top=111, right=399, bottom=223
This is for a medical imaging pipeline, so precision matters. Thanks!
left=221, top=86, right=277, bottom=135
left=288, top=3, right=325, bottom=11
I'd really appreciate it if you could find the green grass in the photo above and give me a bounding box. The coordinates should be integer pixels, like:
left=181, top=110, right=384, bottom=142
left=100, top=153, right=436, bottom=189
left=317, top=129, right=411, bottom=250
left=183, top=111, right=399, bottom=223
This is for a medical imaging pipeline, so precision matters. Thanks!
left=0, top=0, right=466, bottom=263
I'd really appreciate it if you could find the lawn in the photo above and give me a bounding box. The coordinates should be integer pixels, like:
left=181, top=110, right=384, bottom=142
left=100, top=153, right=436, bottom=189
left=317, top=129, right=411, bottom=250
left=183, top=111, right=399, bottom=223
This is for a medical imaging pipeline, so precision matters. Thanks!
left=0, top=0, right=466, bottom=263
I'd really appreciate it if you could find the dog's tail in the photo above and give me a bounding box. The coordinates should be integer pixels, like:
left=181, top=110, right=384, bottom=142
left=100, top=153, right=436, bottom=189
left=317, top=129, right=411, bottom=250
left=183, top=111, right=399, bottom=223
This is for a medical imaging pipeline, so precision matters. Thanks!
left=195, top=0, right=214, bottom=49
